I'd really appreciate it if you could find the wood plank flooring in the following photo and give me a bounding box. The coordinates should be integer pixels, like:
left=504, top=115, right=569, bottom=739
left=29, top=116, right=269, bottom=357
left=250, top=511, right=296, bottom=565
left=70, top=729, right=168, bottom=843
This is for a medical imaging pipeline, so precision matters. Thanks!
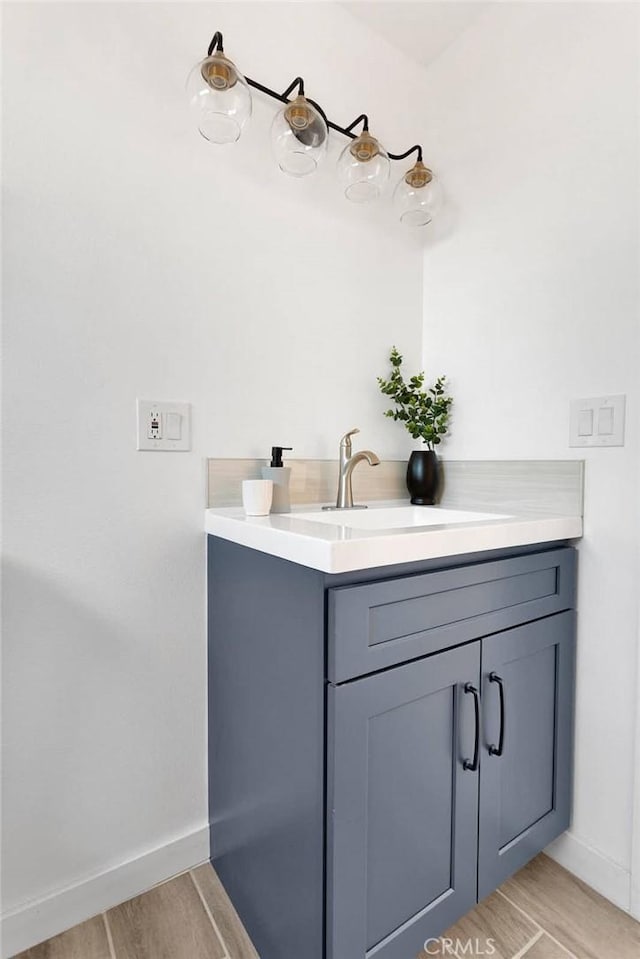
left=106, top=874, right=226, bottom=959
left=14, top=916, right=112, bottom=959
left=500, top=855, right=640, bottom=959
left=190, top=864, right=258, bottom=959
left=14, top=853, right=640, bottom=959
left=418, top=890, right=538, bottom=959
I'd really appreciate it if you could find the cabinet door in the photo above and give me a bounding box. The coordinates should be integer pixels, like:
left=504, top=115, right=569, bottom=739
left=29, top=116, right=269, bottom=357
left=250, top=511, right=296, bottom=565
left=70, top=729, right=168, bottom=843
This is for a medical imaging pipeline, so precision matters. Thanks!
left=327, top=643, right=481, bottom=959
left=478, top=612, right=575, bottom=899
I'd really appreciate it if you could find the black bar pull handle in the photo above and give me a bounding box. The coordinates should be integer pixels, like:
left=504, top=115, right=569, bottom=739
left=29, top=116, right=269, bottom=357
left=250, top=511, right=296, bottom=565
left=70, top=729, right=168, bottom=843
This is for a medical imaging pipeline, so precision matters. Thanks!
left=488, top=672, right=505, bottom=757
left=463, top=683, right=480, bottom=772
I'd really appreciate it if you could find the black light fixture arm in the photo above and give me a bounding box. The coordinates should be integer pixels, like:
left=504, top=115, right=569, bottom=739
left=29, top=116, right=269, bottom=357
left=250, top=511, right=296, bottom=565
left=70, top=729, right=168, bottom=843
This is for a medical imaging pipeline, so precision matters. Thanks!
left=207, top=31, right=224, bottom=56
left=281, top=77, right=305, bottom=99
left=206, top=31, right=424, bottom=166
left=341, top=114, right=369, bottom=135
left=388, top=144, right=423, bottom=163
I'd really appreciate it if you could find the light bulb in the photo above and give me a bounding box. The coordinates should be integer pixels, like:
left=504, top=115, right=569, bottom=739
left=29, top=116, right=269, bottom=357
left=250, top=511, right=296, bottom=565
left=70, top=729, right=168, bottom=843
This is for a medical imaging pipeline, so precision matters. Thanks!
left=271, top=95, right=328, bottom=177
left=336, top=131, right=390, bottom=203
left=186, top=51, right=252, bottom=145
left=393, top=161, right=441, bottom=227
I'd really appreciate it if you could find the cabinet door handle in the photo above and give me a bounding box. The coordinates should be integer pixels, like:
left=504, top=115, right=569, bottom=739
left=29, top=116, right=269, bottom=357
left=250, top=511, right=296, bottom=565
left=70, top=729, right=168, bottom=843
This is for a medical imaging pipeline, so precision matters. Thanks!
left=463, top=683, right=480, bottom=772
left=488, top=672, right=505, bottom=757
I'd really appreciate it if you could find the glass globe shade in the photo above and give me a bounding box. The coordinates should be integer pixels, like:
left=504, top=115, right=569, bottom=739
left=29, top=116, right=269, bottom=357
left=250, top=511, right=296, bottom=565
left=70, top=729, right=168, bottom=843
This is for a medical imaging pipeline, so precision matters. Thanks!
left=336, top=131, right=390, bottom=203
left=186, top=52, right=252, bottom=145
left=393, top=163, right=442, bottom=227
left=271, top=95, right=328, bottom=177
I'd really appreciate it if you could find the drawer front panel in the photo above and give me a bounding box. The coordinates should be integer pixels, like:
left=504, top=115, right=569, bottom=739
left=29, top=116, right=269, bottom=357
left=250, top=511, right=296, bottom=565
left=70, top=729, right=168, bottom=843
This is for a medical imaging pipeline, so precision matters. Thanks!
left=328, top=548, right=576, bottom=682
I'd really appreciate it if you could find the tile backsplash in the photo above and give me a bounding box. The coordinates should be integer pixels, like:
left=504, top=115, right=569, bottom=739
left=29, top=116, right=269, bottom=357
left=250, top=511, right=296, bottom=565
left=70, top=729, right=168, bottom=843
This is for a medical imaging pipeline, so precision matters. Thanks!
left=207, top=458, right=584, bottom=516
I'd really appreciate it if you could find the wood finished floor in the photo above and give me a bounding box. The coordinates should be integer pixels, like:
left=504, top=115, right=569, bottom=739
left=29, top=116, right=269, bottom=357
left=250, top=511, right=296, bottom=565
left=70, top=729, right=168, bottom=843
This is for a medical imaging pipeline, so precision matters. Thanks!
left=14, top=854, right=640, bottom=959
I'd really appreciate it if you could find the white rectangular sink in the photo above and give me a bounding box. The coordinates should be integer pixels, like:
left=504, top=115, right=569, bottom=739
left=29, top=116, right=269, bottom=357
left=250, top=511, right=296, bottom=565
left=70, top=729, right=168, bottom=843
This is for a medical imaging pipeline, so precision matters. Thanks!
left=295, top=506, right=510, bottom=531
left=205, top=500, right=582, bottom=573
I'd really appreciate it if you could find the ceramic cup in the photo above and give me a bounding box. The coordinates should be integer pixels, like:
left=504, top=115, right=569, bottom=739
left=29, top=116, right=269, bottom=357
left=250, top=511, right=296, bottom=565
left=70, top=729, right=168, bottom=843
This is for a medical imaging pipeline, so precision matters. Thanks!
left=242, top=479, right=273, bottom=516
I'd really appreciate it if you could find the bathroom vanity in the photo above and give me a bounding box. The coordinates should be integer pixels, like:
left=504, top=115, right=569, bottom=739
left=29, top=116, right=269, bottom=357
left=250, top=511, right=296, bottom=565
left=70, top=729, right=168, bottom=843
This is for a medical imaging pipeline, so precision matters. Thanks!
left=206, top=505, right=580, bottom=959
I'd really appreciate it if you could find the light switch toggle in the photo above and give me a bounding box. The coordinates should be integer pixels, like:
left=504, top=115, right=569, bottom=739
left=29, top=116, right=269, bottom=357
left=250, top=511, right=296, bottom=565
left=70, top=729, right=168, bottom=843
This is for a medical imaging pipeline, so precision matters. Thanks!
left=577, top=409, right=593, bottom=437
left=165, top=413, right=182, bottom=441
left=597, top=406, right=614, bottom=435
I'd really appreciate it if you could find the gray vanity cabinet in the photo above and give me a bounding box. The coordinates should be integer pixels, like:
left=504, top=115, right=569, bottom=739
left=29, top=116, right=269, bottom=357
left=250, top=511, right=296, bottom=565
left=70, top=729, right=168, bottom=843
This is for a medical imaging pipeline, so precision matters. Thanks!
left=478, top=611, right=575, bottom=899
left=326, top=611, right=576, bottom=959
left=208, top=539, right=576, bottom=959
left=327, top=643, right=481, bottom=959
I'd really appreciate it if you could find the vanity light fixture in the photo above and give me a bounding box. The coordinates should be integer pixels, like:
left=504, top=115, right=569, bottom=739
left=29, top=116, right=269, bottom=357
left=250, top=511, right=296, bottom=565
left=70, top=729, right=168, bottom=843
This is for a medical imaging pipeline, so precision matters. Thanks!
left=186, top=33, right=252, bottom=144
left=271, top=79, right=329, bottom=177
left=336, top=119, right=390, bottom=202
left=393, top=159, right=442, bottom=226
left=187, top=31, right=440, bottom=226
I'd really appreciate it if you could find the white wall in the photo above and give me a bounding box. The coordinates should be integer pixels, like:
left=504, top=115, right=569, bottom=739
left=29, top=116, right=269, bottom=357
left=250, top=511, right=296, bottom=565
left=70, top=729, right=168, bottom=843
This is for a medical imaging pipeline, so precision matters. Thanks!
left=4, top=2, right=638, bottom=951
left=1, top=3, right=427, bottom=951
left=418, top=1, right=640, bottom=911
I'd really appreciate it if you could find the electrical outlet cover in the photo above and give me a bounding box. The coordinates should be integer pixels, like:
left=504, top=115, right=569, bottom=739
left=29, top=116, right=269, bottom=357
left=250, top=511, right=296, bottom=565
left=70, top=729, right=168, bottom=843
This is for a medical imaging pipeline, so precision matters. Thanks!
left=137, top=399, right=191, bottom=451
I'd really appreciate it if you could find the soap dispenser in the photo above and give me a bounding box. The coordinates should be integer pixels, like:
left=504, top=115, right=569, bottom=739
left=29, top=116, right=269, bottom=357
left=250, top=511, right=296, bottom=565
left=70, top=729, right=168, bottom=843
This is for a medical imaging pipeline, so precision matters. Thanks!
left=261, top=446, right=293, bottom=513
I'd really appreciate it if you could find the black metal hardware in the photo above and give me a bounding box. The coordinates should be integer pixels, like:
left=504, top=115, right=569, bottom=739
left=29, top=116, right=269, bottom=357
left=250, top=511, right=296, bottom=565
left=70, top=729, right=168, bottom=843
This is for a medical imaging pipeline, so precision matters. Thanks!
left=463, top=683, right=480, bottom=772
left=281, top=77, right=305, bottom=99
left=207, top=31, right=224, bottom=56
left=343, top=113, right=369, bottom=135
left=206, top=32, right=425, bottom=167
left=244, top=76, right=289, bottom=105
left=388, top=144, right=423, bottom=163
left=488, top=673, right=505, bottom=757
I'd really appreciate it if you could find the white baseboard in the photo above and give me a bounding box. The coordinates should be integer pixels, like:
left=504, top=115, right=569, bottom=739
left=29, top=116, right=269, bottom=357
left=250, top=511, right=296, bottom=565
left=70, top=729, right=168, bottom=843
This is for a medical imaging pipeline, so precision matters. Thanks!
left=1, top=824, right=210, bottom=958
left=545, top=830, right=631, bottom=913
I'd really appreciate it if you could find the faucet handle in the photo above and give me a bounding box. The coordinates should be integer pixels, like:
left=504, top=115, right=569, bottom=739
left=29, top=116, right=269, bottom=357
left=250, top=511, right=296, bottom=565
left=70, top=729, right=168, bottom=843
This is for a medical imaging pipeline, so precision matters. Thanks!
left=339, top=428, right=360, bottom=449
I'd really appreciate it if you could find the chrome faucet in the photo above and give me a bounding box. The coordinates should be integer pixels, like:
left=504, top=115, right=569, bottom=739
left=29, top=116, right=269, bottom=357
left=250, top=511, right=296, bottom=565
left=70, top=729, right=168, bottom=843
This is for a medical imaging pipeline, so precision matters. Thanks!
left=324, top=428, right=381, bottom=510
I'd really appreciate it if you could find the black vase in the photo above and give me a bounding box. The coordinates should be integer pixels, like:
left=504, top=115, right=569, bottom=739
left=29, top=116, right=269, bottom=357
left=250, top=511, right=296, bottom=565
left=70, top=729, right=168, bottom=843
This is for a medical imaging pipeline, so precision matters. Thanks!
left=406, top=449, right=441, bottom=505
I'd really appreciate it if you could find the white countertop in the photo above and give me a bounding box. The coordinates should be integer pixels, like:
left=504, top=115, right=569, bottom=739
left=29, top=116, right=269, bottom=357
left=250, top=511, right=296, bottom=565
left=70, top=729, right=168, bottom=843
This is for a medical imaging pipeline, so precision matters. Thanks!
left=204, top=500, right=583, bottom=574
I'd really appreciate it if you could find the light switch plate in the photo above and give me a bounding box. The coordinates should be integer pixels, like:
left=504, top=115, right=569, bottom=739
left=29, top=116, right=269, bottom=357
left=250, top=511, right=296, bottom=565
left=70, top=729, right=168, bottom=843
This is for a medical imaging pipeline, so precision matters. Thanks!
left=137, top=399, right=191, bottom=451
left=569, top=395, right=625, bottom=447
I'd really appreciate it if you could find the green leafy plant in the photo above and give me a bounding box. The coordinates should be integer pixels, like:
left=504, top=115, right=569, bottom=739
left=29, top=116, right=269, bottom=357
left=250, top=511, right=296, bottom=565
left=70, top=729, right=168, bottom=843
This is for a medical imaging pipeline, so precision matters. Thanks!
left=377, top=346, right=453, bottom=450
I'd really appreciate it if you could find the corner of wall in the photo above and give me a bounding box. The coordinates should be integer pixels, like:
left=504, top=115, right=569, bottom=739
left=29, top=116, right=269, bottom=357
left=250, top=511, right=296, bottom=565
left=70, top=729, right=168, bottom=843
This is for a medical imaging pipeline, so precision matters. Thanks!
left=1, top=825, right=210, bottom=957
left=545, top=831, right=631, bottom=914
